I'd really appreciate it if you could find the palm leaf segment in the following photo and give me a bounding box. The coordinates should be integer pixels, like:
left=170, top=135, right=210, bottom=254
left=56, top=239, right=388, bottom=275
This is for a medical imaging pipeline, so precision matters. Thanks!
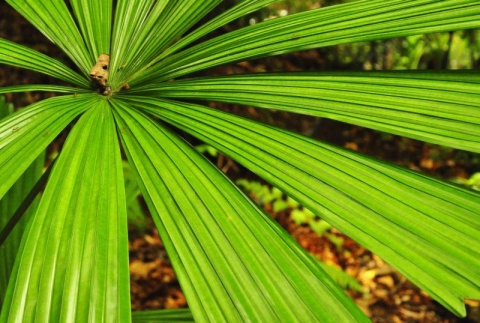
left=0, top=0, right=479, bottom=321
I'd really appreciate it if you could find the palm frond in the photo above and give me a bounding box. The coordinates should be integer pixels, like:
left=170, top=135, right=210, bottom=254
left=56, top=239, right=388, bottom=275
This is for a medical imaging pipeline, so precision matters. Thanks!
left=0, top=94, right=96, bottom=198
left=109, top=0, right=220, bottom=88
left=1, top=0, right=479, bottom=320
left=133, top=0, right=480, bottom=85
left=0, top=101, right=131, bottom=322
left=0, top=97, right=44, bottom=307
left=70, top=0, right=113, bottom=59
left=0, top=85, right=90, bottom=95
left=132, top=308, right=194, bottom=323
left=127, top=96, right=480, bottom=317
left=6, top=0, right=92, bottom=73
left=0, top=38, right=89, bottom=87
left=112, top=100, right=368, bottom=322
left=142, top=0, right=280, bottom=69
left=131, top=70, right=480, bottom=152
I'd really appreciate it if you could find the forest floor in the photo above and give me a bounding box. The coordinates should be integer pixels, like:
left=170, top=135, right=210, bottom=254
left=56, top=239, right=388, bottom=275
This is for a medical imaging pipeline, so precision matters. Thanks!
left=2, top=3, right=480, bottom=322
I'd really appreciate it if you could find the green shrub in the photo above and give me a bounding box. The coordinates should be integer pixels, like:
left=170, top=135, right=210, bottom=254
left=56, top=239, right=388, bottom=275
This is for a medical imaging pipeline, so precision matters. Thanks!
left=1, top=0, right=479, bottom=321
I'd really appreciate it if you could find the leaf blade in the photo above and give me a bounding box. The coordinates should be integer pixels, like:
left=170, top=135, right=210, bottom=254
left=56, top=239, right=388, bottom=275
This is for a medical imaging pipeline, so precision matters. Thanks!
left=6, top=0, right=92, bottom=73
left=0, top=85, right=90, bottom=95
left=134, top=0, right=480, bottom=85
left=0, top=100, right=131, bottom=322
left=130, top=70, right=480, bottom=153
left=0, top=97, right=44, bottom=307
left=70, top=0, right=113, bottom=60
left=130, top=96, right=480, bottom=317
left=110, top=0, right=221, bottom=88
left=132, top=308, right=194, bottom=323
left=132, top=0, right=280, bottom=79
left=112, top=100, right=368, bottom=322
left=0, top=38, right=89, bottom=87
left=0, top=94, right=95, bottom=200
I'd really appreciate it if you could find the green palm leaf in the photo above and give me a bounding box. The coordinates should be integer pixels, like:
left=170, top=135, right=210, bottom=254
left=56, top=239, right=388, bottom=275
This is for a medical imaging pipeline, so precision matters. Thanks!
left=127, top=96, right=480, bottom=316
left=0, top=101, right=130, bottom=322
left=133, top=0, right=480, bottom=85
left=1, top=0, right=479, bottom=321
left=134, top=0, right=280, bottom=75
left=109, top=0, right=220, bottom=88
left=112, top=101, right=367, bottom=322
left=132, top=308, right=194, bottom=323
left=0, top=97, right=44, bottom=307
left=0, top=39, right=89, bottom=87
left=70, top=0, right=113, bottom=60
left=130, top=70, right=480, bottom=152
left=0, top=85, right=89, bottom=95
left=6, top=0, right=92, bottom=74
left=0, top=94, right=95, bottom=198
left=0, top=153, right=44, bottom=308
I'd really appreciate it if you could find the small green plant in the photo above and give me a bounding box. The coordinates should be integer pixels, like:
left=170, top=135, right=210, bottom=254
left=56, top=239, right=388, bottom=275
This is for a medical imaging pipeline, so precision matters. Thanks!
left=236, top=179, right=336, bottom=238
left=237, top=178, right=361, bottom=291
left=123, top=161, right=148, bottom=231
left=452, top=172, right=480, bottom=191
left=0, top=96, right=13, bottom=117
left=316, top=260, right=364, bottom=293
left=195, top=143, right=219, bottom=158
left=1, top=1, right=480, bottom=321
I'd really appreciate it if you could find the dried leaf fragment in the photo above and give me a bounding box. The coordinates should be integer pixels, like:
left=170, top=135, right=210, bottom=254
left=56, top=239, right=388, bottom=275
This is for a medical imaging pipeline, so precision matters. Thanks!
left=90, top=54, right=110, bottom=86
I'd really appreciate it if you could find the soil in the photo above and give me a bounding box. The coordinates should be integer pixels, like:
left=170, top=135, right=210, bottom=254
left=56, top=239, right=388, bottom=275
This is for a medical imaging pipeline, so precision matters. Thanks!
left=2, top=2, right=479, bottom=322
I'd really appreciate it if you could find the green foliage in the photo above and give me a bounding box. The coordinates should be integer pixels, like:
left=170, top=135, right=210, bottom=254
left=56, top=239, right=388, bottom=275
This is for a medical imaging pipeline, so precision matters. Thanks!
left=123, top=161, right=148, bottom=231
left=236, top=179, right=282, bottom=205
left=236, top=179, right=335, bottom=237
left=0, top=96, right=44, bottom=310
left=0, top=96, right=13, bottom=118
left=269, top=2, right=480, bottom=71
left=465, top=173, right=480, bottom=190
left=452, top=172, right=480, bottom=191
left=132, top=308, right=194, bottom=323
left=316, top=261, right=364, bottom=294
left=237, top=178, right=362, bottom=291
left=1, top=0, right=480, bottom=322
left=195, top=144, right=219, bottom=158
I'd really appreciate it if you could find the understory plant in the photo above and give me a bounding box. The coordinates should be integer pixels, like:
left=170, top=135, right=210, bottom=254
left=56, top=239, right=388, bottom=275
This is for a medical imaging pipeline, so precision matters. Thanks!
left=236, top=179, right=335, bottom=237
left=1, top=0, right=480, bottom=322
left=236, top=178, right=362, bottom=291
